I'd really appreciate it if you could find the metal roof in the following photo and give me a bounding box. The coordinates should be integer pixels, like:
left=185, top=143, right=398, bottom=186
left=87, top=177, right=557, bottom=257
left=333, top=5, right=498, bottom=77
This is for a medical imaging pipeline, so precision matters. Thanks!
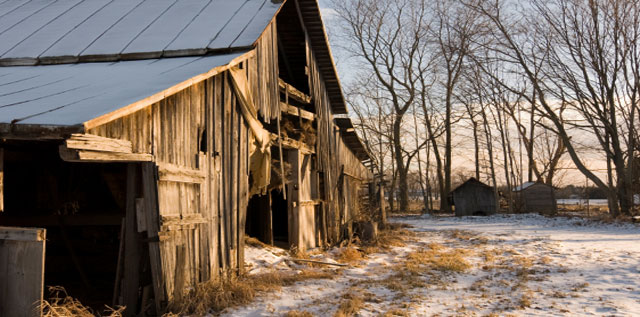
left=0, top=0, right=282, bottom=65
left=0, top=52, right=246, bottom=128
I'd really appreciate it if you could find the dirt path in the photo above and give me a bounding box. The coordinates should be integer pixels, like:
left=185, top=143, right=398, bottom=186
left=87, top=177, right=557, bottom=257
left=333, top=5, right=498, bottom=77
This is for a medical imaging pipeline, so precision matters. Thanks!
left=224, top=214, right=640, bottom=316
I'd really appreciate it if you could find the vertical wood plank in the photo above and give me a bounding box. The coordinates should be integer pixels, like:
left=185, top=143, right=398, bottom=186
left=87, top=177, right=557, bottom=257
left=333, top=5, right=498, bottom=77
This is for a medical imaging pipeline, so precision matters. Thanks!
left=0, top=227, right=46, bottom=317
left=142, top=163, right=164, bottom=313
left=123, top=164, right=140, bottom=316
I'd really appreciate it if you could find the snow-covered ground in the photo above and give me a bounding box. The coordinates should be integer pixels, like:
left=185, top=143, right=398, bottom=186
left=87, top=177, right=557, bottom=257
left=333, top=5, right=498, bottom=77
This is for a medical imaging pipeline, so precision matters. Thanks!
left=224, top=214, right=640, bottom=316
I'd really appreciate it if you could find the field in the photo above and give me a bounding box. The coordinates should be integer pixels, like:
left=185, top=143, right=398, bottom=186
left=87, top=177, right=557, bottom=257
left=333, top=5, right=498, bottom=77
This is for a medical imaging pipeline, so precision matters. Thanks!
left=221, top=214, right=640, bottom=316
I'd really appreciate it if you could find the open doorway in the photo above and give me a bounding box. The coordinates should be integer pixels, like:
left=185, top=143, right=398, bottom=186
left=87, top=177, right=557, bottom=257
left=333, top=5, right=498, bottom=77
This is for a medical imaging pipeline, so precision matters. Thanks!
left=0, top=141, right=147, bottom=313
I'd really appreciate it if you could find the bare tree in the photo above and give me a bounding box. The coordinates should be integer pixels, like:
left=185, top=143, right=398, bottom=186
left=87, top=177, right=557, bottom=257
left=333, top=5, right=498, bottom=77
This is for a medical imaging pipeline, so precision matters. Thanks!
left=467, top=0, right=640, bottom=216
left=334, top=0, right=432, bottom=212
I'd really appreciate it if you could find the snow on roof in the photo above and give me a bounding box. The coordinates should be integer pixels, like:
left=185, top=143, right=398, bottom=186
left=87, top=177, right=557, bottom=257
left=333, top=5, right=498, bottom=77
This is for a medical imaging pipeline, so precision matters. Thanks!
left=0, top=52, right=245, bottom=127
left=0, top=0, right=282, bottom=65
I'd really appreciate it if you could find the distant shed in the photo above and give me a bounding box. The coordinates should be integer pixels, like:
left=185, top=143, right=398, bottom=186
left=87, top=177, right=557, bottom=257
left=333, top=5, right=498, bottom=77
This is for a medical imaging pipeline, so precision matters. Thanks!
left=449, top=178, right=497, bottom=216
left=514, top=182, right=557, bottom=214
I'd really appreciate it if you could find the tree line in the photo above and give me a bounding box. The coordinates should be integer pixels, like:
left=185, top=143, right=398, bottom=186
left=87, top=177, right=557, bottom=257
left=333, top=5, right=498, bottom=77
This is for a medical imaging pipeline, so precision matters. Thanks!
left=332, top=0, right=640, bottom=217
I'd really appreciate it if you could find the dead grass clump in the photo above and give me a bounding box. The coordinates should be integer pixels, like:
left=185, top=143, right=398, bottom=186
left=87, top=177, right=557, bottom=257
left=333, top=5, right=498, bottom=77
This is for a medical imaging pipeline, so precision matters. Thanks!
left=447, top=229, right=489, bottom=244
left=245, top=235, right=269, bottom=248
left=519, top=291, right=533, bottom=309
left=337, top=247, right=364, bottom=264
left=406, top=248, right=472, bottom=273
left=285, top=310, right=314, bottom=317
left=334, top=291, right=364, bottom=317
left=168, top=269, right=333, bottom=315
left=382, top=309, right=410, bottom=316
left=42, top=286, right=124, bottom=317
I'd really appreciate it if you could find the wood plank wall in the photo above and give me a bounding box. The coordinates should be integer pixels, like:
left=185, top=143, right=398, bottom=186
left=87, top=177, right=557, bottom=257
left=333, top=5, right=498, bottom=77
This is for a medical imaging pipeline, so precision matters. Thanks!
left=86, top=17, right=372, bottom=307
left=306, top=37, right=372, bottom=245
left=88, top=73, right=251, bottom=306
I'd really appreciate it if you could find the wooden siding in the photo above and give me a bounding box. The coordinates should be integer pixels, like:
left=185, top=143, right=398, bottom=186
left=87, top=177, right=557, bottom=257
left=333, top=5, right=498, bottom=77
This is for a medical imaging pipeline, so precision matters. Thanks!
left=307, top=35, right=372, bottom=245
left=88, top=73, right=251, bottom=306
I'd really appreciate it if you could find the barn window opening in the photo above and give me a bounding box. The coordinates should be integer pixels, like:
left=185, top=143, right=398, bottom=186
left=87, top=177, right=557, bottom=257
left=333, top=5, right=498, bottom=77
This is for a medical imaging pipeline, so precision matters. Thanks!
left=0, top=141, right=146, bottom=313
left=276, top=0, right=309, bottom=95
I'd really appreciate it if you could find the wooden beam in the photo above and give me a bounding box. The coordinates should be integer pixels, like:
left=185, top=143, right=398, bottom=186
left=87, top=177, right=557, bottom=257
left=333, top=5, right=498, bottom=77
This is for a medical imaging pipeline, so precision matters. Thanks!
left=0, top=227, right=45, bottom=242
left=280, top=102, right=315, bottom=121
left=278, top=78, right=311, bottom=104
left=65, top=134, right=133, bottom=153
left=269, top=133, right=315, bottom=154
left=59, top=145, right=153, bottom=163
left=157, top=163, right=205, bottom=184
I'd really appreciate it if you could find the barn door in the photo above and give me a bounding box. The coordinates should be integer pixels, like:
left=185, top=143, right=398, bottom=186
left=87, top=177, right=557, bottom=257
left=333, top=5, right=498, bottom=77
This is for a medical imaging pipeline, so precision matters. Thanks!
left=0, top=226, right=46, bottom=317
left=287, top=149, right=316, bottom=250
left=155, top=161, right=206, bottom=303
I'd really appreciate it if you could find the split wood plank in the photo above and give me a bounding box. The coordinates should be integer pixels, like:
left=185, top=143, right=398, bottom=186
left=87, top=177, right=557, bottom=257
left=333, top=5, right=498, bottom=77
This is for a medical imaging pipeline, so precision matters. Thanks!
left=278, top=78, right=311, bottom=104
left=157, top=163, right=205, bottom=184
left=59, top=145, right=153, bottom=162
left=65, top=133, right=133, bottom=153
left=280, top=101, right=315, bottom=121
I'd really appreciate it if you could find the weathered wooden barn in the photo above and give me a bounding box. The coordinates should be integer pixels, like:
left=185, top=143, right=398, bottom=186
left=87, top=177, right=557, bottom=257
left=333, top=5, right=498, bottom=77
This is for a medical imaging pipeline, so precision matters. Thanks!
left=513, top=182, right=557, bottom=214
left=0, top=0, right=373, bottom=315
left=448, top=178, right=497, bottom=216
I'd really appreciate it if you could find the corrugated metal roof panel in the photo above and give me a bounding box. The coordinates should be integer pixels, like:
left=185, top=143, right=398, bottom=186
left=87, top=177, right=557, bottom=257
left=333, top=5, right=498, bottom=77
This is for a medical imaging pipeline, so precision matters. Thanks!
left=0, top=0, right=282, bottom=65
left=0, top=52, right=245, bottom=126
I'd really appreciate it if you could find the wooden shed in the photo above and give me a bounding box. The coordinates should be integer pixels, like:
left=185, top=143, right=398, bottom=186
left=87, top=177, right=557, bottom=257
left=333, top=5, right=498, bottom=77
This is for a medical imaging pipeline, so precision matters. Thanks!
left=0, top=0, right=373, bottom=315
left=513, top=182, right=557, bottom=214
left=449, top=178, right=497, bottom=217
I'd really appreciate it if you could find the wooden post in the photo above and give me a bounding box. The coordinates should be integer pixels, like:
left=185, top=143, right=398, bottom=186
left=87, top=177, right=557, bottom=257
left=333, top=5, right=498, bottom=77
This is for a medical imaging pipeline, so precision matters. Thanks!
left=141, top=162, right=164, bottom=313
left=123, top=164, right=141, bottom=316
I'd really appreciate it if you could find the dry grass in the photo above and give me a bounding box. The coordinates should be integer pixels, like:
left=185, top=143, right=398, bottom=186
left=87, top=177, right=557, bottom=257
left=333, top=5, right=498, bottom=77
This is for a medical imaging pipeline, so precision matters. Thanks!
left=337, top=247, right=364, bottom=264
left=245, top=235, right=269, bottom=248
left=285, top=310, right=314, bottom=317
left=405, top=246, right=472, bottom=273
left=333, top=290, right=365, bottom=317
left=167, top=269, right=334, bottom=316
left=41, top=286, right=124, bottom=317
left=445, top=229, right=489, bottom=245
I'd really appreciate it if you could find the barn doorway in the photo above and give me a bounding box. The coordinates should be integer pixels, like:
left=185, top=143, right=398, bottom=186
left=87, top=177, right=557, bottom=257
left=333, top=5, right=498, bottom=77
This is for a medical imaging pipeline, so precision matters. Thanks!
left=0, top=141, right=149, bottom=313
left=270, top=189, right=289, bottom=248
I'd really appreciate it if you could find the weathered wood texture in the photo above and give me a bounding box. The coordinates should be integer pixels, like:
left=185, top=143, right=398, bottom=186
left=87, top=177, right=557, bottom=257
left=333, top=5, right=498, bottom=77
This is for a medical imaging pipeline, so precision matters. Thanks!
left=306, top=37, right=372, bottom=246
left=87, top=53, right=263, bottom=307
left=0, top=226, right=46, bottom=317
left=84, top=16, right=371, bottom=309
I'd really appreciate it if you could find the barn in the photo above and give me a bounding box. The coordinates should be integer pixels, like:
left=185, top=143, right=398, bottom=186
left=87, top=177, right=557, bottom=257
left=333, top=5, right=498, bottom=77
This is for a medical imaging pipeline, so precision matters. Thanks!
left=513, top=182, right=557, bottom=214
left=449, top=178, right=497, bottom=217
left=0, top=0, right=373, bottom=315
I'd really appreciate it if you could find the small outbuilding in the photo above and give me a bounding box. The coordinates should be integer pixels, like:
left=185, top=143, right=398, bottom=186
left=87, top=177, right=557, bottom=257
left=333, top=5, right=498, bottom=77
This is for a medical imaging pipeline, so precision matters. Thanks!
left=513, top=182, right=557, bottom=214
left=449, top=178, right=497, bottom=216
